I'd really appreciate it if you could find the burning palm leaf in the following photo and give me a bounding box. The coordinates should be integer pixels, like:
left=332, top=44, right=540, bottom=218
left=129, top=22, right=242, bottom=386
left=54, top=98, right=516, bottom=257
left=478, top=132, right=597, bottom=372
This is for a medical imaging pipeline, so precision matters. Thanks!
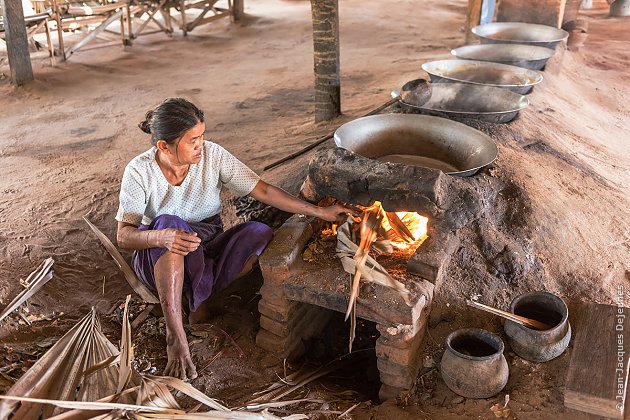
left=335, top=201, right=421, bottom=352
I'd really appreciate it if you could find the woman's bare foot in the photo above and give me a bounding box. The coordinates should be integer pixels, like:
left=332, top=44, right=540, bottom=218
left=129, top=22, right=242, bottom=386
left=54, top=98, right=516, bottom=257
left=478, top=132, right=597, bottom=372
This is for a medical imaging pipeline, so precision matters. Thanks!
left=164, top=338, right=197, bottom=380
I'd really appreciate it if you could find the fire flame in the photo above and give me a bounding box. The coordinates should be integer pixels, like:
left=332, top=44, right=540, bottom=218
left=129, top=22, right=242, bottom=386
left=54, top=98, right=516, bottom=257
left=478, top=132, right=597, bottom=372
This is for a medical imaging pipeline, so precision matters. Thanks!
left=364, top=201, right=428, bottom=253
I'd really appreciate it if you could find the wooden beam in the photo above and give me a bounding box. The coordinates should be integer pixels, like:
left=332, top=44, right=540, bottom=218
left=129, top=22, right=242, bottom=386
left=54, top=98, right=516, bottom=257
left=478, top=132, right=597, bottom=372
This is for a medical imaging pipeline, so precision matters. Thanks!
left=497, top=0, right=567, bottom=28
left=565, top=303, right=630, bottom=419
left=465, top=0, right=483, bottom=44
left=0, top=0, right=34, bottom=85
left=310, top=0, right=341, bottom=123
left=232, top=0, right=244, bottom=21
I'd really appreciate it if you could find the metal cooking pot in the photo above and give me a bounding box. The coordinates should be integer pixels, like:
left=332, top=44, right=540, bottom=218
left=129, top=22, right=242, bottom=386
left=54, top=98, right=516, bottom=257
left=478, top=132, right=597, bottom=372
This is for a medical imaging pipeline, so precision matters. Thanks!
left=333, top=114, right=498, bottom=177
left=421, top=59, right=543, bottom=94
left=472, top=22, right=569, bottom=50
left=451, top=44, right=556, bottom=70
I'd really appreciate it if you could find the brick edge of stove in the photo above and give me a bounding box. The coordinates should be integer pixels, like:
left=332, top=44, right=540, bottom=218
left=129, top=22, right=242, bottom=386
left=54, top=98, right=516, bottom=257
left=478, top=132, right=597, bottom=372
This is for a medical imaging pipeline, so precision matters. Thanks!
left=255, top=213, right=459, bottom=401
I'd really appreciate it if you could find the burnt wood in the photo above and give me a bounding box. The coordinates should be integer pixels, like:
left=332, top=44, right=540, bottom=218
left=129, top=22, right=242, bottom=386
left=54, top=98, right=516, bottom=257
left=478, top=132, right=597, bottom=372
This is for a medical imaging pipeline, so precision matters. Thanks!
left=310, top=0, right=341, bottom=122
left=1, top=0, right=34, bottom=85
left=564, top=303, right=630, bottom=419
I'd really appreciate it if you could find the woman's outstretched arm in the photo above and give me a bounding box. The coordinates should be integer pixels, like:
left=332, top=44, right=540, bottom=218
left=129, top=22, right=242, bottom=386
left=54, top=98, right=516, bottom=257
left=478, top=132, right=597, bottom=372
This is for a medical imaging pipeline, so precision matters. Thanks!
left=248, top=180, right=358, bottom=223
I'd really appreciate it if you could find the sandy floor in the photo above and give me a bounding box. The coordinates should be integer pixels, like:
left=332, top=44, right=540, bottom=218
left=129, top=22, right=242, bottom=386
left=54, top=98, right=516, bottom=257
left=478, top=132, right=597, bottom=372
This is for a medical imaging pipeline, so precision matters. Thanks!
left=1, top=0, right=629, bottom=418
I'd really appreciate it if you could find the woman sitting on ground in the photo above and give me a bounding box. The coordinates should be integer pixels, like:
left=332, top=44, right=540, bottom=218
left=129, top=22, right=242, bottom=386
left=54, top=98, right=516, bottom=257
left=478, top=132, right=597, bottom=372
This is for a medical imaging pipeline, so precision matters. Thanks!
left=116, top=98, right=355, bottom=381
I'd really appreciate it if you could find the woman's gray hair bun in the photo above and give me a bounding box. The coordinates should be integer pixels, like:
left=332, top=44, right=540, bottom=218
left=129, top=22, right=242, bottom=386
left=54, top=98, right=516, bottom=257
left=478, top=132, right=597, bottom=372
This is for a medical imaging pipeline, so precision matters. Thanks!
left=138, top=110, right=153, bottom=134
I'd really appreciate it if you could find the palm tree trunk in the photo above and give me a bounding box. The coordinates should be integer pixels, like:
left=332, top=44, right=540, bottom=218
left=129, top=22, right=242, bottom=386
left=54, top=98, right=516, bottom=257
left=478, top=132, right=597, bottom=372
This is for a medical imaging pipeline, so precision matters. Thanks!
left=310, top=0, right=341, bottom=122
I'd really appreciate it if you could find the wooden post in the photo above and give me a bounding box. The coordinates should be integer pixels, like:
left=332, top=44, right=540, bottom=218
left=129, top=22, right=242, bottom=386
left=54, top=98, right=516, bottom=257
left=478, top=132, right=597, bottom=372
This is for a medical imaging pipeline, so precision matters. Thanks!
left=310, top=0, right=341, bottom=123
left=562, top=0, right=582, bottom=25
left=0, top=0, right=34, bottom=85
left=497, top=0, right=568, bottom=28
left=465, top=0, right=483, bottom=44
left=232, top=0, right=244, bottom=21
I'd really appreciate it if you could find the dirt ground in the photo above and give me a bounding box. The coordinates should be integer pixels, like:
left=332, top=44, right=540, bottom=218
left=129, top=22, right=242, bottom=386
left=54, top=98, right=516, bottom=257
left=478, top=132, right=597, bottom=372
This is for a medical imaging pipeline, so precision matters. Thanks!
left=1, top=0, right=630, bottom=418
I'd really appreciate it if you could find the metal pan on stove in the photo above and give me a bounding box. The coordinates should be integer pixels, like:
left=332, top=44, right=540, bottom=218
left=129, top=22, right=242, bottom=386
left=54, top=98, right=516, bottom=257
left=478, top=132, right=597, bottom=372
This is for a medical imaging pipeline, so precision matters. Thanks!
left=334, top=114, right=498, bottom=177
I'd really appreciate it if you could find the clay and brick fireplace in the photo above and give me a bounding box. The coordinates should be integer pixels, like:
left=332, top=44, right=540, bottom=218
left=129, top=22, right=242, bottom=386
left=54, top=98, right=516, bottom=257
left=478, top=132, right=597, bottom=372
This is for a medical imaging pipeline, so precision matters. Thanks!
left=256, top=146, right=484, bottom=400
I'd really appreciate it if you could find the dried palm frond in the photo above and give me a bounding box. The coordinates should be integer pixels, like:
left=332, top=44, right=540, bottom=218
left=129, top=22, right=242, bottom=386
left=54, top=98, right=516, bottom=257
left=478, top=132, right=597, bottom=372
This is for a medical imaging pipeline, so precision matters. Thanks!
left=248, top=359, right=346, bottom=405
left=245, top=398, right=325, bottom=410
left=45, top=386, right=142, bottom=420
left=343, top=206, right=381, bottom=322
left=83, top=217, right=159, bottom=304
left=132, top=410, right=307, bottom=419
left=136, top=377, right=180, bottom=409
left=117, top=295, right=133, bottom=394
left=0, top=258, right=54, bottom=323
left=336, top=209, right=413, bottom=353
left=0, top=395, right=182, bottom=414
left=143, top=376, right=228, bottom=412
left=336, top=221, right=411, bottom=304
left=0, top=307, right=133, bottom=420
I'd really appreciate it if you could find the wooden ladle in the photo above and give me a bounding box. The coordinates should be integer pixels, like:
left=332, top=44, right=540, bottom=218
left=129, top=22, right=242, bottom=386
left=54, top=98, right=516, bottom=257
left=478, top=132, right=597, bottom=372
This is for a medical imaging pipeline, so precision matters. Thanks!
left=466, top=299, right=552, bottom=330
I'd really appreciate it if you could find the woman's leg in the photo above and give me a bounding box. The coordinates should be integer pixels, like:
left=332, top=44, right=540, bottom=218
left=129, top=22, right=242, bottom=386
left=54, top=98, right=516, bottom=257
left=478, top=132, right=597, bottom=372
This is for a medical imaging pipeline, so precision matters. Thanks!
left=236, top=254, right=259, bottom=279
left=154, top=251, right=197, bottom=380
left=207, top=221, right=273, bottom=293
left=135, top=214, right=200, bottom=380
left=187, top=254, right=258, bottom=325
left=188, top=222, right=272, bottom=324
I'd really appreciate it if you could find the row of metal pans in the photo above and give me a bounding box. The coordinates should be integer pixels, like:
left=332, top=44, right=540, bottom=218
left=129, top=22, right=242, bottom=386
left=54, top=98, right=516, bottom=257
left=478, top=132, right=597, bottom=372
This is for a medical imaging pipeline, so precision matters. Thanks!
left=397, top=22, right=569, bottom=124
left=332, top=22, right=570, bottom=177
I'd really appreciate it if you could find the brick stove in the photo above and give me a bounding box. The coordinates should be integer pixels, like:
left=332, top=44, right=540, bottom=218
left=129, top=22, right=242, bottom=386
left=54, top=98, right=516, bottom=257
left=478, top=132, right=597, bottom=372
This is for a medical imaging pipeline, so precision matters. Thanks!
left=256, top=146, right=484, bottom=400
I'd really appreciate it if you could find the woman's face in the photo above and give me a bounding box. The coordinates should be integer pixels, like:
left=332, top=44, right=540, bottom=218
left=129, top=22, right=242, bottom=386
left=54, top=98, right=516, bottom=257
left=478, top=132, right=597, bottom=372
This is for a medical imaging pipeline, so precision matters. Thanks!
left=161, top=121, right=205, bottom=165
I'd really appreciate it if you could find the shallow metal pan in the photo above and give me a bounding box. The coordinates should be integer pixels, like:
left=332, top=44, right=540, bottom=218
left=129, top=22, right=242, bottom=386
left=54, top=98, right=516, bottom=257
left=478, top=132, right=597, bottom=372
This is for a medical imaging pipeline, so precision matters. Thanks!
left=334, top=114, right=498, bottom=177
left=421, top=59, right=543, bottom=95
left=391, top=82, right=529, bottom=124
left=451, top=44, right=555, bottom=71
left=472, top=22, right=569, bottom=50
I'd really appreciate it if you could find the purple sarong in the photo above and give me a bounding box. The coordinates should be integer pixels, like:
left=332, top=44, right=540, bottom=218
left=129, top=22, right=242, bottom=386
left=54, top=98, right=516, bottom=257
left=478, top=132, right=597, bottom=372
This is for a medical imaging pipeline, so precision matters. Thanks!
left=132, top=214, right=273, bottom=312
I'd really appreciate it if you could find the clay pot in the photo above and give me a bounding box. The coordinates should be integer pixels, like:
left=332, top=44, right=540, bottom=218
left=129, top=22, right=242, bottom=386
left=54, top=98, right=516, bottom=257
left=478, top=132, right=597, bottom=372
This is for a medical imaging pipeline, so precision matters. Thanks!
left=610, top=0, right=630, bottom=17
left=504, top=291, right=571, bottom=362
left=440, top=328, right=509, bottom=399
left=563, top=20, right=588, bottom=52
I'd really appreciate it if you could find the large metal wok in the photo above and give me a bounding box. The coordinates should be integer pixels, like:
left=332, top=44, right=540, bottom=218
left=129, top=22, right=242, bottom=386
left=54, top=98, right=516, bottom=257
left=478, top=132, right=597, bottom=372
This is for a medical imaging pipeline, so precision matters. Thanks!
left=334, top=114, right=498, bottom=177
left=421, top=59, right=543, bottom=94
left=472, top=22, right=569, bottom=50
left=451, top=44, right=555, bottom=70
left=392, top=82, right=529, bottom=124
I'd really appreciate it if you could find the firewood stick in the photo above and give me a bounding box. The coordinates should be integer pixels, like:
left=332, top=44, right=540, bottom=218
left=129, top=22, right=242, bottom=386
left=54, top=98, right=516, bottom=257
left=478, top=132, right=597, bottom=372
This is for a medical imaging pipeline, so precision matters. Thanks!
left=466, top=300, right=552, bottom=330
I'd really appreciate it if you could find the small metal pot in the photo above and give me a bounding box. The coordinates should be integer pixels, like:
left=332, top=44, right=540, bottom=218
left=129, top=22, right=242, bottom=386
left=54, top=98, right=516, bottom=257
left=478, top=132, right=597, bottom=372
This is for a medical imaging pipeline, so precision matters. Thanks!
left=441, top=328, right=509, bottom=398
left=504, top=291, right=571, bottom=362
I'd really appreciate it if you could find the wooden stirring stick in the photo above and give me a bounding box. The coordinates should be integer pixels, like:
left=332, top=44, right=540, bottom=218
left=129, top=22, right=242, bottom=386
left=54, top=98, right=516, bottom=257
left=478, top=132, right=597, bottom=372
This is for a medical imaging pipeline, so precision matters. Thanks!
left=466, top=300, right=552, bottom=330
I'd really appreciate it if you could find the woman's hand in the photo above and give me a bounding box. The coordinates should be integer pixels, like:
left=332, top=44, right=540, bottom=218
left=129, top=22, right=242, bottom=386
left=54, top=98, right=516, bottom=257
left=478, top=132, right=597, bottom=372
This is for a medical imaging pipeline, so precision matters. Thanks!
left=157, top=228, right=201, bottom=255
left=318, top=203, right=360, bottom=224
